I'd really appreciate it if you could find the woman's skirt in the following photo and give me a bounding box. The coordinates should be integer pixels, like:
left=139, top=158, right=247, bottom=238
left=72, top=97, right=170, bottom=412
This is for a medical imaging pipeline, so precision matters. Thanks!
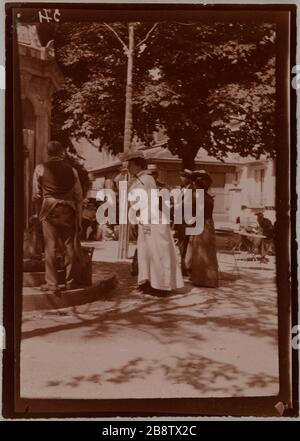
left=137, top=223, right=184, bottom=291
left=185, top=219, right=219, bottom=287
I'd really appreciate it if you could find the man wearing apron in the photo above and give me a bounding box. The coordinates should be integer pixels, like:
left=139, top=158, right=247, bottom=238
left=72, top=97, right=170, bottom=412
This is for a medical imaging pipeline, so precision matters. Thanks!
left=32, top=141, right=83, bottom=294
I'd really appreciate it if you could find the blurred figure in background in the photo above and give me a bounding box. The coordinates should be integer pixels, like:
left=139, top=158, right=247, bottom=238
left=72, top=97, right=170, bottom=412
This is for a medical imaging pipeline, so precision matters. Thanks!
left=81, top=199, right=98, bottom=240
left=237, top=205, right=257, bottom=232
left=174, top=169, right=193, bottom=276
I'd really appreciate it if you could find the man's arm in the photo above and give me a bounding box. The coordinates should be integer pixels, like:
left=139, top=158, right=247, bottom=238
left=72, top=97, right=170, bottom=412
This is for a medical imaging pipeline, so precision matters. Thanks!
left=32, top=164, right=44, bottom=215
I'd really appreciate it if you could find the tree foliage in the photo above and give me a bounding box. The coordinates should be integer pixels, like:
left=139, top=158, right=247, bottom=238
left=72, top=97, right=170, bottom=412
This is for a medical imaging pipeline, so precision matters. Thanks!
left=45, top=20, right=276, bottom=169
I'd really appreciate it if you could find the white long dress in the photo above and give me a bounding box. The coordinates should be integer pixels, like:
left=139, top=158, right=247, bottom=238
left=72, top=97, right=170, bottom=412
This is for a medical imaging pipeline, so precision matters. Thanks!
left=129, top=171, right=183, bottom=291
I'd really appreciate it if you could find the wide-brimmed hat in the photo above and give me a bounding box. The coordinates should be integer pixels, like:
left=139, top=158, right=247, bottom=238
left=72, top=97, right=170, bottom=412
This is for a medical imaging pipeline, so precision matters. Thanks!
left=180, top=169, right=193, bottom=178
left=119, top=150, right=145, bottom=162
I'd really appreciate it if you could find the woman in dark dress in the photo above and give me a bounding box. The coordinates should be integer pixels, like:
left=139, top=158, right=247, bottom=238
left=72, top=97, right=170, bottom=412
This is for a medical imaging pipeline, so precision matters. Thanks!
left=185, top=171, right=219, bottom=287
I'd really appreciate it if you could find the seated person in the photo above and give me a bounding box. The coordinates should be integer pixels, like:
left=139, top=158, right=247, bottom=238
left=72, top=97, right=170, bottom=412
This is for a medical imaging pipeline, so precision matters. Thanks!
left=256, top=212, right=274, bottom=238
left=255, top=212, right=274, bottom=262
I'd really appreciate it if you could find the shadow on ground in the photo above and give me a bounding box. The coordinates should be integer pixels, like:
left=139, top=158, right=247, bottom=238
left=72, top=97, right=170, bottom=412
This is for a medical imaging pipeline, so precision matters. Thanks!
left=22, top=257, right=279, bottom=397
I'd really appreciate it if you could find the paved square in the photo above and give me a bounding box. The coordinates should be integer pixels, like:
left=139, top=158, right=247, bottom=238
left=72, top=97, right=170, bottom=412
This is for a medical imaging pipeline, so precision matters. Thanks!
left=21, top=245, right=278, bottom=399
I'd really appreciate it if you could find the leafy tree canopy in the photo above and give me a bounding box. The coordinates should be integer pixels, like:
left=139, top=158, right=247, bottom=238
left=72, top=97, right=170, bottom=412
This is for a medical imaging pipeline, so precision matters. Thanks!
left=42, top=21, right=276, bottom=169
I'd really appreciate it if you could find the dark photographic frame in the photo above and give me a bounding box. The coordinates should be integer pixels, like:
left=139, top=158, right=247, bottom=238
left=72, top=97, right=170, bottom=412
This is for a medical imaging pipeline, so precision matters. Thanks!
left=3, top=2, right=298, bottom=418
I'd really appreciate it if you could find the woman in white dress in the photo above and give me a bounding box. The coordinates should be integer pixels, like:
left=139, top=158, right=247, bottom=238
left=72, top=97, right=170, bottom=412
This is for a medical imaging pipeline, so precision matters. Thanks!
left=124, top=151, right=183, bottom=296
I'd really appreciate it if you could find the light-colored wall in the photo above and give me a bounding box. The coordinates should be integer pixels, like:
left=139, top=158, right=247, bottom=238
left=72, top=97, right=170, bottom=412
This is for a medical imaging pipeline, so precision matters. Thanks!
left=212, top=160, right=276, bottom=224
left=238, top=160, right=275, bottom=209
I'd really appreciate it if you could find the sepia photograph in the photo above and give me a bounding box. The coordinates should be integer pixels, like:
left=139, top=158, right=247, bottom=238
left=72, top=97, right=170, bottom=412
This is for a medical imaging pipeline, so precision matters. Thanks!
left=2, top=2, right=298, bottom=418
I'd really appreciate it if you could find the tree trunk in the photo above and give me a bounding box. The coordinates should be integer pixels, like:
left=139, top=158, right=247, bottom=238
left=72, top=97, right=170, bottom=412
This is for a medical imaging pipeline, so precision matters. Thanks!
left=118, top=23, right=135, bottom=259
left=182, top=145, right=199, bottom=171
left=123, top=23, right=134, bottom=152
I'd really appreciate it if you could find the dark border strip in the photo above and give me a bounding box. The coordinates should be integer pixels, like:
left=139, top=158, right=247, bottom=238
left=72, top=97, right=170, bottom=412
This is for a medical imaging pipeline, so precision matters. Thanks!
left=3, top=2, right=298, bottom=418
